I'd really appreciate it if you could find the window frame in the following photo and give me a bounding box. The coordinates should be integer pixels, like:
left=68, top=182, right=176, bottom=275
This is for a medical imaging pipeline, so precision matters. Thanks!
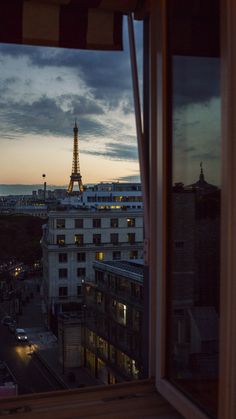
left=149, top=1, right=231, bottom=418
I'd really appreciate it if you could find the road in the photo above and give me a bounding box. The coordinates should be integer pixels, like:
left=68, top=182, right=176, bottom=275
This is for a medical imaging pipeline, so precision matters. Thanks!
left=0, top=323, right=64, bottom=394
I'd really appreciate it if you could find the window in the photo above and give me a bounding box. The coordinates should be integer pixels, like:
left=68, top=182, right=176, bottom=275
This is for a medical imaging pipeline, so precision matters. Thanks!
left=95, top=252, right=104, bottom=261
left=59, top=268, right=67, bottom=279
left=77, top=285, right=82, bottom=296
left=96, top=291, right=103, bottom=304
left=110, top=218, right=118, bottom=228
left=75, top=218, right=83, bottom=228
left=75, top=234, right=83, bottom=245
left=59, top=286, right=67, bottom=297
left=93, top=218, right=101, bottom=228
left=57, top=235, right=65, bottom=246
left=113, top=251, right=121, bottom=260
left=58, top=253, right=67, bottom=263
left=127, top=217, right=135, bottom=227
left=153, top=2, right=221, bottom=418
left=77, top=267, right=86, bottom=277
left=77, top=252, right=86, bottom=262
left=110, top=233, right=118, bottom=245
left=56, top=218, right=65, bottom=229
left=93, top=234, right=101, bottom=245
left=129, top=250, right=138, bottom=259
left=127, top=233, right=135, bottom=244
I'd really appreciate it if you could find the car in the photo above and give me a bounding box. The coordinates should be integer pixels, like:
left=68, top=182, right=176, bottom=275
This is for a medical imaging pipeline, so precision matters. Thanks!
left=1, top=316, right=14, bottom=326
left=15, top=328, right=28, bottom=343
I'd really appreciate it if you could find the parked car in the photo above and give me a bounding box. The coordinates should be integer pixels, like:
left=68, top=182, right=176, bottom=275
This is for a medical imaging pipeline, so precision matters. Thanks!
left=1, top=316, right=14, bottom=326
left=15, top=328, right=28, bottom=343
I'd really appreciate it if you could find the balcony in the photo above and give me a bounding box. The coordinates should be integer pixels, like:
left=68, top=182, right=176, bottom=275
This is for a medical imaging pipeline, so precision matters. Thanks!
left=0, top=379, right=183, bottom=418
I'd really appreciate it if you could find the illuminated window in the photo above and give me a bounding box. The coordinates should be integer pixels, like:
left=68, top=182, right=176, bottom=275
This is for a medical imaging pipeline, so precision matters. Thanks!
left=95, top=252, right=104, bottom=261
left=57, top=235, right=65, bottom=246
left=75, top=234, right=83, bottom=245
left=127, top=217, right=135, bottom=227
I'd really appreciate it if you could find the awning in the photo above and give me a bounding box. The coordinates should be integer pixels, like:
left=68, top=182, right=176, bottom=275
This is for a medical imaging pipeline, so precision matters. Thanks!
left=0, top=0, right=143, bottom=51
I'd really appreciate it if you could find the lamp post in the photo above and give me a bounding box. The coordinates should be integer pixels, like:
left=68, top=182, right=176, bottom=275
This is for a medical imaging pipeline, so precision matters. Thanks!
left=42, top=174, right=46, bottom=201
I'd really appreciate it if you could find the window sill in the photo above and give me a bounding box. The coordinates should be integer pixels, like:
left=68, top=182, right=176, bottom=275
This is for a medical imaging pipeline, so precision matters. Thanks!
left=0, top=379, right=183, bottom=418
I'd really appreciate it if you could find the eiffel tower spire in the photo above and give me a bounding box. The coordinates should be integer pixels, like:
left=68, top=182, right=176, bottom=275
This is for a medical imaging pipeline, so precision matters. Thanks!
left=67, top=121, right=83, bottom=194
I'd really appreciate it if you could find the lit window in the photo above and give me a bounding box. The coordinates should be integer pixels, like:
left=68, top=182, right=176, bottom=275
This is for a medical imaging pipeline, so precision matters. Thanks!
left=57, top=235, right=65, bottom=246
left=127, top=217, right=135, bottom=227
left=95, top=252, right=104, bottom=261
left=75, top=234, right=83, bottom=245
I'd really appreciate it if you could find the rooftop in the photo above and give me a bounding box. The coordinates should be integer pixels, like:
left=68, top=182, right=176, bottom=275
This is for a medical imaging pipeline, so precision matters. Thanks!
left=94, top=260, right=144, bottom=282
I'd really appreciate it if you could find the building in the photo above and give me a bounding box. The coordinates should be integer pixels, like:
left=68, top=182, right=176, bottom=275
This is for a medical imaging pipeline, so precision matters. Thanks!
left=41, top=208, right=143, bottom=332
left=60, top=182, right=143, bottom=209
left=2, top=2, right=236, bottom=419
left=83, top=260, right=144, bottom=384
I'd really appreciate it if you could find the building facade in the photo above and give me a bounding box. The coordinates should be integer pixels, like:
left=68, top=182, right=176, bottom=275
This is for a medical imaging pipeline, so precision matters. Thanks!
left=41, top=208, right=143, bottom=331
left=83, top=260, right=144, bottom=384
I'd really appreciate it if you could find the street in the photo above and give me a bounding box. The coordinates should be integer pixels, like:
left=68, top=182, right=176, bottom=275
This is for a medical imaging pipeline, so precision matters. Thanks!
left=0, top=324, right=63, bottom=394
left=0, top=278, right=64, bottom=395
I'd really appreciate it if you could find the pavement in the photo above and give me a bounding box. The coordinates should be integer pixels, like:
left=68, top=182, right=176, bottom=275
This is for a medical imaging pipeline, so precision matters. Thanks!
left=16, top=280, right=100, bottom=390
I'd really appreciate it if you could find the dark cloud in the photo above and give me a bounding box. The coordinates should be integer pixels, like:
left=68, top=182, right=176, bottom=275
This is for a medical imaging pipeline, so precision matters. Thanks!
left=0, top=19, right=143, bottom=110
left=117, top=174, right=140, bottom=182
left=0, top=95, right=106, bottom=138
left=83, top=142, right=138, bottom=161
left=174, top=56, right=220, bottom=108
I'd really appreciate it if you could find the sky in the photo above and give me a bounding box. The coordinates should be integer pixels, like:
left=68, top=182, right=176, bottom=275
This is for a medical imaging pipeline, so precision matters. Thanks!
left=0, top=20, right=142, bottom=186
left=0, top=18, right=220, bottom=188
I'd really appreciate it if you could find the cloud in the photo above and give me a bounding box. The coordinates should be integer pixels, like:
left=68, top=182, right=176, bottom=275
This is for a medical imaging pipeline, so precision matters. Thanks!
left=83, top=142, right=138, bottom=161
left=173, top=56, right=220, bottom=108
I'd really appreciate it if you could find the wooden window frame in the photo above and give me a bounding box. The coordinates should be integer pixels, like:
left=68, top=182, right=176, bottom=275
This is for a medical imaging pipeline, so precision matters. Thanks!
left=148, top=0, right=236, bottom=418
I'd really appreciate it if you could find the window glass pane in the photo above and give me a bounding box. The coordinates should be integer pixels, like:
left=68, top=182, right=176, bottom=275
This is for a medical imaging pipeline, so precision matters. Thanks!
left=167, top=2, right=220, bottom=417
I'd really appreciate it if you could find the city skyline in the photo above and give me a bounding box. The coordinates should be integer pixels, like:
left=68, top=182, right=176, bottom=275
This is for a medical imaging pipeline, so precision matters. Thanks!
left=0, top=21, right=142, bottom=186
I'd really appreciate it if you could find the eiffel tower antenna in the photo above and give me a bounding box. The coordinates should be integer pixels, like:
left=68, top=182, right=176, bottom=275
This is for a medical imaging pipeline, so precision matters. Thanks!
left=67, top=120, right=83, bottom=194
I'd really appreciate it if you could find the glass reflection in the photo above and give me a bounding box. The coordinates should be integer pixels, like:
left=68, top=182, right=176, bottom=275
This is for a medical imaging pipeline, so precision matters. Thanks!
left=168, top=46, right=220, bottom=419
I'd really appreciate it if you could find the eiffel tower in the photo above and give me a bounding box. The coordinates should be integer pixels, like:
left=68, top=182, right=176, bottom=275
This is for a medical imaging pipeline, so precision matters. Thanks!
left=67, top=121, right=84, bottom=194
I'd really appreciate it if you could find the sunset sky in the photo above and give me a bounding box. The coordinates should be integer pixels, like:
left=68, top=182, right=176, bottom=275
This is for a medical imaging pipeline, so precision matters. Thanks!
left=0, top=20, right=142, bottom=186
left=0, top=18, right=220, bottom=188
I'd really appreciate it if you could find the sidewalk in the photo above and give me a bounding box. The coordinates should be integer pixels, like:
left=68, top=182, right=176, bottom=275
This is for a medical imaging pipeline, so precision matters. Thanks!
left=18, top=286, right=100, bottom=389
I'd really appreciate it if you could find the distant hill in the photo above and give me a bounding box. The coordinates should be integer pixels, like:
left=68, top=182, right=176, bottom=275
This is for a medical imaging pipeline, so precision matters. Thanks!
left=0, top=215, right=45, bottom=264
